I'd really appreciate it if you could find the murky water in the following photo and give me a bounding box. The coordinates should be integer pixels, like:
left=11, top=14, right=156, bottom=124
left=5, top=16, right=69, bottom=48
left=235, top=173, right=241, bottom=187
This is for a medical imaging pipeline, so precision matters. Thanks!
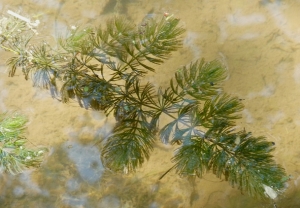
left=0, top=0, right=300, bottom=207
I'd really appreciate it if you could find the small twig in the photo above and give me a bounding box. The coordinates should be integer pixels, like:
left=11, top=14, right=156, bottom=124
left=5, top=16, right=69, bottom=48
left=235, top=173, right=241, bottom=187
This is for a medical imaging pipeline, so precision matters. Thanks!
left=7, top=10, right=39, bottom=26
left=7, top=10, right=40, bottom=34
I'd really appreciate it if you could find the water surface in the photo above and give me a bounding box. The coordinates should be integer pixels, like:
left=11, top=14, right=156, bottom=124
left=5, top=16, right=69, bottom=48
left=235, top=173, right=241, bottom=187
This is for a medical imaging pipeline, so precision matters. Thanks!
left=0, top=0, right=300, bottom=207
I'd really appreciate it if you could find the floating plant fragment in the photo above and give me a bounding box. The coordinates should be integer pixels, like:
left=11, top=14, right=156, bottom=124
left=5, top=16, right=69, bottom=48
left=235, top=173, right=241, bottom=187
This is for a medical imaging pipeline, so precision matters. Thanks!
left=0, top=112, right=46, bottom=175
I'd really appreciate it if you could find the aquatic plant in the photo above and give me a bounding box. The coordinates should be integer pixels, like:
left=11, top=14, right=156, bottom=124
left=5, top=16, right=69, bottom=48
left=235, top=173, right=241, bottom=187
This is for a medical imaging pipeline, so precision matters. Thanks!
left=0, top=11, right=288, bottom=199
left=0, top=112, right=45, bottom=174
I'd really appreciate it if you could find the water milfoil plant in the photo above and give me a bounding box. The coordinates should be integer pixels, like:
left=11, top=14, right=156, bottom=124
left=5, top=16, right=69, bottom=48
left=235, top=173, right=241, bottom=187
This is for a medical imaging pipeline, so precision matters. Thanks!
left=0, top=10, right=288, bottom=199
left=0, top=112, right=45, bottom=174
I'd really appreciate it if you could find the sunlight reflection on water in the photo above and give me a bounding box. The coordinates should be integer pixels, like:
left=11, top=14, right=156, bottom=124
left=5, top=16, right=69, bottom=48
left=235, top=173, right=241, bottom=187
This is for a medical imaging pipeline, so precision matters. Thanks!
left=0, top=0, right=300, bottom=207
left=64, top=141, right=104, bottom=184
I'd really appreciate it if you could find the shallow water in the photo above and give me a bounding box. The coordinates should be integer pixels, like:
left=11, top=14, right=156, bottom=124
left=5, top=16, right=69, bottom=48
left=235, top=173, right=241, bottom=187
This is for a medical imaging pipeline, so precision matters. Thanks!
left=0, top=0, right=300, bottom=207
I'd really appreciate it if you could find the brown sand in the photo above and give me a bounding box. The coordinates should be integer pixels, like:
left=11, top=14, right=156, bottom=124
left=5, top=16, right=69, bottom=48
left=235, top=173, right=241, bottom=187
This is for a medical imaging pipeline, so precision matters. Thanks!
left=0, top=0, right=300, bottom=207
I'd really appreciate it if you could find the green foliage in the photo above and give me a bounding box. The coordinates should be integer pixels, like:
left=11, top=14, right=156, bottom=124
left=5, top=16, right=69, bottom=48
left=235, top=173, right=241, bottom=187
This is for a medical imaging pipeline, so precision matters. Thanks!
left=0, top=112, right=46, bottom=175
left=0, top=15, right=34, bottom=77
left=0, top=12, right=287, bottom=199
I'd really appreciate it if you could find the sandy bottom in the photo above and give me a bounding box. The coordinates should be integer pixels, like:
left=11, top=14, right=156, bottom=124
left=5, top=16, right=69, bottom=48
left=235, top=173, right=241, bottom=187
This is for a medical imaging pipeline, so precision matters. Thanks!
left=0, top=0, right=300, bottom=207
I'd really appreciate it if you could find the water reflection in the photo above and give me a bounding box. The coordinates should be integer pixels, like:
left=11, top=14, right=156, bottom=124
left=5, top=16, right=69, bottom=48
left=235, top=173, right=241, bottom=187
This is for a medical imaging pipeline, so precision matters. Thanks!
left=0, top=0, right=300, bottom=207
left=0, top=139, right=160, bottom=207
left=64, top=141, right=104, bottom=184
left=38, top=141, right=105, bottom=207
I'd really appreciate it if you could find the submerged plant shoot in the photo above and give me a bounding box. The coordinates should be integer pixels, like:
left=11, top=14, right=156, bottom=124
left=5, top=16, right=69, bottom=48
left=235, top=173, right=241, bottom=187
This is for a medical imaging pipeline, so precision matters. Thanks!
left=0, top=112, right=45, bottom=174
left=0, top=10, right=288, bottom=200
